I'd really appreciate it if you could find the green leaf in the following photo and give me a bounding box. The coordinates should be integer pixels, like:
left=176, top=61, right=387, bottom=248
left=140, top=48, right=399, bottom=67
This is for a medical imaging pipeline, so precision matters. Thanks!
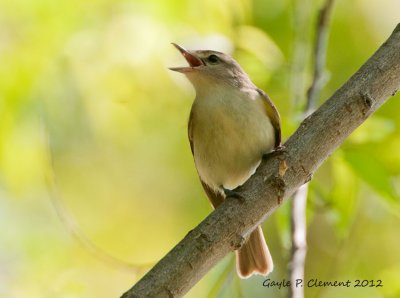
left=329, top=153, right=360, bottom=236
left=348, top=116, right=395, bottom=144
left=343, top=150, right=397, bottom=202
left=274, top=199, right=291, bottom=250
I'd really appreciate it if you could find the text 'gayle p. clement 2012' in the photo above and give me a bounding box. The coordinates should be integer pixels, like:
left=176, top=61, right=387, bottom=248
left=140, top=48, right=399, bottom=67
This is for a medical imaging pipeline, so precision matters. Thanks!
left=262, top=278, right=383, bottom=289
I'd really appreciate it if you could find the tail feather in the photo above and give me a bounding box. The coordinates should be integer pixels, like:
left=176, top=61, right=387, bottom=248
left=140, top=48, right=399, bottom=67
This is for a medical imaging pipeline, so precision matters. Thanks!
left=235, top=226, right=273, bottom=279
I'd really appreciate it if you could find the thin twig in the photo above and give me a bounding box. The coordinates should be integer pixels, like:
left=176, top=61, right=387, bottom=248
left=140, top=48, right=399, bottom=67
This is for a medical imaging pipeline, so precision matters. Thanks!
left=289, top=1, right=335, bottom=298
left=289, top=184, right=309, bottom=298
left=306, top=0, right=335, bottom=116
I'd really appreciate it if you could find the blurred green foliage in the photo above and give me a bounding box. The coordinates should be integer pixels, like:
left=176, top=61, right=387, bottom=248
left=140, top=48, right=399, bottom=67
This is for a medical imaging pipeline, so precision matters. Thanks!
left=1, top=0, right=399, bottom=297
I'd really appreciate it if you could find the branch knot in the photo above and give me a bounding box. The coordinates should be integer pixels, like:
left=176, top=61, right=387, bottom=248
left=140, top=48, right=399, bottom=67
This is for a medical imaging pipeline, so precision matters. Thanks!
left=231, top=234, right=246, bottom=250
left=360, top=92, right=374, bottom=115
left=269, top=175, right=286, bottom=204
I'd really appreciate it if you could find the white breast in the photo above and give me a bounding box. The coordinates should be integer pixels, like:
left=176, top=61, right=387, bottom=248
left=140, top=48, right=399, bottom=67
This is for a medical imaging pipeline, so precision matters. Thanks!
left=191, top=88, right=275, bottom=191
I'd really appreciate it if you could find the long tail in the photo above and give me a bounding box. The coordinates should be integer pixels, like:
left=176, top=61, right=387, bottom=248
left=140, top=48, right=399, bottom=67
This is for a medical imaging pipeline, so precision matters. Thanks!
left=235, top=226, right=273, bottom=279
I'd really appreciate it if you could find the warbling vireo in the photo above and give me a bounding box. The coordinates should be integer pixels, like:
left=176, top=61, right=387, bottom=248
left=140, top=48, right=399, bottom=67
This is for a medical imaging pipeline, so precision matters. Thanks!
left=170, top=43, right=281, bottom=278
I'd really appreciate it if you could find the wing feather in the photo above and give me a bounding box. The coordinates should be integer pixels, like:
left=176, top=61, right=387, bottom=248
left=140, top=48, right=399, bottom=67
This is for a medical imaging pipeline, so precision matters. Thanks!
left=256, top=88, right=281, bottom=147
left=188, top=110, right=225, bottom=208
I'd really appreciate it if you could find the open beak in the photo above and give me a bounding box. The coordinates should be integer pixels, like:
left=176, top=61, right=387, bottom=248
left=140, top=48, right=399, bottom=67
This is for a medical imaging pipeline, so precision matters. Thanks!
left=169, top=43, right=205, bottom=72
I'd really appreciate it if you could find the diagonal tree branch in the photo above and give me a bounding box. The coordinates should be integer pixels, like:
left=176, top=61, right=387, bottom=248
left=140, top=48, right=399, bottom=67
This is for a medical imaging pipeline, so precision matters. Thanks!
left=121, top=24, right=400, bottom=298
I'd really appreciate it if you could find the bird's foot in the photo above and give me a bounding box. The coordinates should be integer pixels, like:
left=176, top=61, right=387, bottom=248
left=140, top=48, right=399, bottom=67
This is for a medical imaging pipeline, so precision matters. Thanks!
left=262, top=145, right=286, bottom=161
left=223, top=187, right=245, bottom=203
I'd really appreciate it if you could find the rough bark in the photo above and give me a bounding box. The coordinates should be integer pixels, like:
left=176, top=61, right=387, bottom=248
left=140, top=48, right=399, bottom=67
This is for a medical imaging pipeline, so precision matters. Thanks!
left=121, top=24, right=400, bottom=298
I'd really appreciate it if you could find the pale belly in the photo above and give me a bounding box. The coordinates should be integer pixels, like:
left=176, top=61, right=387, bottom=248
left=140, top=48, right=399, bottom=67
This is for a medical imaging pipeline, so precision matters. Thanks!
left=191, top=94, right=275, bottom=191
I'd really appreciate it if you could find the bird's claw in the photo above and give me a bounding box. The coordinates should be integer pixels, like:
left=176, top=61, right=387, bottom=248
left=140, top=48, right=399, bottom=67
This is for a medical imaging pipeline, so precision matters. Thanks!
left=223, top=188, right=245, bottom=203
left=262, top=145, right=286, bottom=161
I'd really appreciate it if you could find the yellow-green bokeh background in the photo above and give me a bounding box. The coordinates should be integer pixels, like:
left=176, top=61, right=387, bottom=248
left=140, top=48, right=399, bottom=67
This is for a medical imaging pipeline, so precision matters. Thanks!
left=1, top=0, right=400, bottom=297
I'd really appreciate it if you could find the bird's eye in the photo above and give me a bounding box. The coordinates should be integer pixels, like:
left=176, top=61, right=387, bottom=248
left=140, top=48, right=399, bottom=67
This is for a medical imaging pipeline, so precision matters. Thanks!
left=207, top=54, right=220, bottom=64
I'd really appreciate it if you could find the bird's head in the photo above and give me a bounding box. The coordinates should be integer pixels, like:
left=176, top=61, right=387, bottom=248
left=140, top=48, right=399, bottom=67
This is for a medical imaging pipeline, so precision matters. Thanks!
left=169, top=43, right=253, bottom=92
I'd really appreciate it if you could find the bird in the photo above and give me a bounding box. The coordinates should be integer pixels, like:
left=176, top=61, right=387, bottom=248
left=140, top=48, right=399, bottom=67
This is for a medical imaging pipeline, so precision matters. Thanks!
left=169, top=43, right=281, bottom=279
